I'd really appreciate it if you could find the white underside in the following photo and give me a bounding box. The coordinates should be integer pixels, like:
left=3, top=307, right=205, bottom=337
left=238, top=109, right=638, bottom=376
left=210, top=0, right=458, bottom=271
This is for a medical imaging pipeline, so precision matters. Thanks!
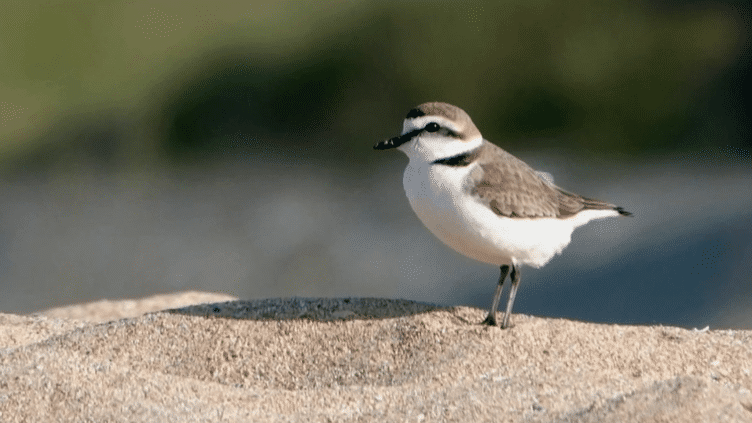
left=400, top=143, right=619, bottom=268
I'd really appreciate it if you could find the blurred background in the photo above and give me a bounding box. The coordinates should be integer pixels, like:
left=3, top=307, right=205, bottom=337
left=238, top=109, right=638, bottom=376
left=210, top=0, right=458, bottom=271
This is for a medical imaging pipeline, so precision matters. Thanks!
left=1, top=0, right=750, bottom=328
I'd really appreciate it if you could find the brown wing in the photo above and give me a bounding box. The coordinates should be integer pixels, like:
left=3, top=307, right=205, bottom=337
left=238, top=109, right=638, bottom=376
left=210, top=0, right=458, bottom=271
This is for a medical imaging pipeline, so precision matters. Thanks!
left=556, top=189, right=623, bottom=216
left=470, top=142, right=622, bottom=218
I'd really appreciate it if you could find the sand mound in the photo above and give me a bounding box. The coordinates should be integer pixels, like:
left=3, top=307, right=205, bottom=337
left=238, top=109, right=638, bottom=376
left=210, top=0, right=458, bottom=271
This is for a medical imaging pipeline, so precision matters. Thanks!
left=1, top=292, right=750, bottom=422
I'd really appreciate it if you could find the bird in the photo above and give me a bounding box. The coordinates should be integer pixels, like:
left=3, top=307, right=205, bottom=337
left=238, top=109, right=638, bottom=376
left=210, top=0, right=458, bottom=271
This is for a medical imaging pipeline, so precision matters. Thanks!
left=374, top=102, right=631, bottom=328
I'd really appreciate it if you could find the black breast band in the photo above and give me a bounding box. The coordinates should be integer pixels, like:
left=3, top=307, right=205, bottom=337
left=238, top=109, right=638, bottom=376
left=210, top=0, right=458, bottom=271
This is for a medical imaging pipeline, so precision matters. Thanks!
left=432, top=148, right=480, bottom=167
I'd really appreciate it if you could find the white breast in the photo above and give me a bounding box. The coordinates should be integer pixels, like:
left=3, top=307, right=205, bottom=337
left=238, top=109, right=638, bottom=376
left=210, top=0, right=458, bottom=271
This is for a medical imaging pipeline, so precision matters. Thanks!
left=402, top=159, right=612, bottom=268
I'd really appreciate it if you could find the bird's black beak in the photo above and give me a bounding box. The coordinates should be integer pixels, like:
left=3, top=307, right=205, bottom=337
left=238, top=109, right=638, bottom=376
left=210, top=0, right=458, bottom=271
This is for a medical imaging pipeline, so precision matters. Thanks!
left=373, top=135, right=407, bottom=150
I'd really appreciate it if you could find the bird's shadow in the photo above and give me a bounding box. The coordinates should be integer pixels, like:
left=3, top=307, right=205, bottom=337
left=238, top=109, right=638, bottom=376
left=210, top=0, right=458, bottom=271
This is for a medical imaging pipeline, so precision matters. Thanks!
left=166, top=297, right=471, bottom=324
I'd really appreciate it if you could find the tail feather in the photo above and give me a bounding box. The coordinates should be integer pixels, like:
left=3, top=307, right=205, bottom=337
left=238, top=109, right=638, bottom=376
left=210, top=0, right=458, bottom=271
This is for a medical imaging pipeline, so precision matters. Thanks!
left=557, top=189, right=632, bottom=217
left=615, top=206, right=632, bottom=216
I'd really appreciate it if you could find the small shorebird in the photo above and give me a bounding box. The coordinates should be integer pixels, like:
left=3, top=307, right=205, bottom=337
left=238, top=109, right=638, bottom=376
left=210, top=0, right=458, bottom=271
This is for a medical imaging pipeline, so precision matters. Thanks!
left=374, top=102, right=631, bottom=328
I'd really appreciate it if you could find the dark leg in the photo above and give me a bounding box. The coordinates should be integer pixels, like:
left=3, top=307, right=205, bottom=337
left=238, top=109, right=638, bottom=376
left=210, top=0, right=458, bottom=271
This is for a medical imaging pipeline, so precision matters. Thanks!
left=482, top=264, right=510, bottom=326
left=500, top=264, right=520, bottom=329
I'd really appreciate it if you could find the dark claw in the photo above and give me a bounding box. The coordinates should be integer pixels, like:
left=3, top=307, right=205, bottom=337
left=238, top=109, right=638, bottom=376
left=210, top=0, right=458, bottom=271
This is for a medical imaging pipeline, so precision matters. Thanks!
left=499, top=320, right=514, bottom=330
left=481, top=314, right=497, bottom=326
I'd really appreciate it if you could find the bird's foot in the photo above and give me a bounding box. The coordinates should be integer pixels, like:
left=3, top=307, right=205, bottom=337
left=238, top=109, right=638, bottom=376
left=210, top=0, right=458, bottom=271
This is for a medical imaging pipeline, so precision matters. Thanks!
left=499, top=314, right=514, bottom=329
left=481, top=314, right=497, bottom=326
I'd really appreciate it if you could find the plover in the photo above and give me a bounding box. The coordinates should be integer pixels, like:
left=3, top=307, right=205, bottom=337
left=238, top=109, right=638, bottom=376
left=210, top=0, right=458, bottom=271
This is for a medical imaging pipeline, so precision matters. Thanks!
left=374, top=102, right=631, bottom=328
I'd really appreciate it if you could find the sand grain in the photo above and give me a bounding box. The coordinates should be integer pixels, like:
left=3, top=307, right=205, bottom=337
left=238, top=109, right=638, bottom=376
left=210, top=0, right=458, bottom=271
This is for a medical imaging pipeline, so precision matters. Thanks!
left=1, top=292, right=750, bottom=422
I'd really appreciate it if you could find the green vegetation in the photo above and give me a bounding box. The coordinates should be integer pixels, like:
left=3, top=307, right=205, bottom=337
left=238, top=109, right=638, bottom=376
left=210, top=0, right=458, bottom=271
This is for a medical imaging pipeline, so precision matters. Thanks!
left=0, top=0, right=747, bottom=171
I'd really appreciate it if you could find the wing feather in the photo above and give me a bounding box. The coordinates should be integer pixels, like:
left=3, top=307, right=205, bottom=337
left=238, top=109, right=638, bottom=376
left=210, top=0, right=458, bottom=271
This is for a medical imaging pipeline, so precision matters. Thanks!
left=469, top=142, right=621, bottom=218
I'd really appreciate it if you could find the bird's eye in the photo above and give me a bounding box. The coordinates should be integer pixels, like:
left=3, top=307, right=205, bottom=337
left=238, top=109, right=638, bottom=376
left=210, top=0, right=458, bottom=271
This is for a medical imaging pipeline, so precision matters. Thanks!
left=425, top=122, right=441, bottom=132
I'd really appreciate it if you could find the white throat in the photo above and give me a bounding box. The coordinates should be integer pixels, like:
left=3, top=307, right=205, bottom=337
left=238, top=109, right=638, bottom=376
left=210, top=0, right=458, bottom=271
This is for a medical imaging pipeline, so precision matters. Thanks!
left=397, top=135, right=483, bottom=164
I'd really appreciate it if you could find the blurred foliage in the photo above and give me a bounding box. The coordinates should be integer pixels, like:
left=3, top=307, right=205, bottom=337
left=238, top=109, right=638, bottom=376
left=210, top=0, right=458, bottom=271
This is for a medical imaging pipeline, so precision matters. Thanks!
left=0, top=0, right=749, bottom=172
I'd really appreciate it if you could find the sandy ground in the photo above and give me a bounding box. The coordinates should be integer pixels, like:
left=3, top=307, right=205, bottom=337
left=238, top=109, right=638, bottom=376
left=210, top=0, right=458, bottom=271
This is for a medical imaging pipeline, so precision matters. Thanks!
left=1, top=292, right=751, bottom=422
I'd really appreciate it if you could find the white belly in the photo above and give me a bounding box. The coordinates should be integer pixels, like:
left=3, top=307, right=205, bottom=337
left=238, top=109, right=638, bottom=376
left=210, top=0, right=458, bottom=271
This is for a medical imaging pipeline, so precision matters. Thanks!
left=402, top=162, right=612, bottom=268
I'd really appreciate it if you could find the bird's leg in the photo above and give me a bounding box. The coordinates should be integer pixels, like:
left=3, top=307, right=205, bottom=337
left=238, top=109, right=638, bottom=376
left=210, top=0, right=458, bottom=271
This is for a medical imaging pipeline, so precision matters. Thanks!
left=500, top=264, right=520, bottom=329
left=482, top=264, right=510, bottom=326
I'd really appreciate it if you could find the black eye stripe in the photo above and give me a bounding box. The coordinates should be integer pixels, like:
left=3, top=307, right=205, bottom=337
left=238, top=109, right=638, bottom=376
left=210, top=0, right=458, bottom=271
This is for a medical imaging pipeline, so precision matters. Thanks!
left=398, top=123, right=460, bottom=141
